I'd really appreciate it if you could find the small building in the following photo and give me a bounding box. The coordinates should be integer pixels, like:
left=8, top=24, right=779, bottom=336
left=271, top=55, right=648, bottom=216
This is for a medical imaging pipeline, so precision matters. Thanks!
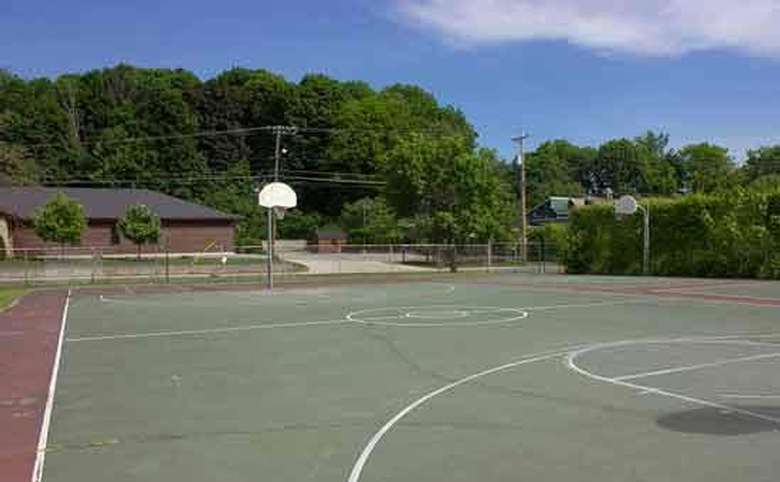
left=0, top=187, right=237, bottom=256
left=311, top=226, right=348, bottom=253
left=528, top=196, right=605, bottom=226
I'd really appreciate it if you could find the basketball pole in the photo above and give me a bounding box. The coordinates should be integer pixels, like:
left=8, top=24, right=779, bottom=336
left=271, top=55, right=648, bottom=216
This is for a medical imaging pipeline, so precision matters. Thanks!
left=267, top=206, right=273, bottom=290
left=641, top=203, right=650, bottom=275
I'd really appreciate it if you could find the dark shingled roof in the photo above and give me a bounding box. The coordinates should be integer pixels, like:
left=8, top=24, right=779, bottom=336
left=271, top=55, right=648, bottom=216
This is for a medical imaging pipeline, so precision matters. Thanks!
left=0, top=187, right=237, bottom=222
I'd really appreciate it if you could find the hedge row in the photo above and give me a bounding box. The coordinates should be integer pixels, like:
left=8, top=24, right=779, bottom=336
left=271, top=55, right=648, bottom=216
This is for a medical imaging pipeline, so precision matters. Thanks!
left=562, top=189, right=780, bottom=279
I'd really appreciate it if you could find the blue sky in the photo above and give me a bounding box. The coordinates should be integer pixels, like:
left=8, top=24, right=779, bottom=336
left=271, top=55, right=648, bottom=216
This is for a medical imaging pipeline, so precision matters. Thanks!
left=2, top=0, right=780, bottom=160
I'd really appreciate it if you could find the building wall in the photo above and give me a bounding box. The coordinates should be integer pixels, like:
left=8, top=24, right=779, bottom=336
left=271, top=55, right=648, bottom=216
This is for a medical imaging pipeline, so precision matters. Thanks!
left=312, top=239, right=346, bottom=253
left=11, top=220, right=235, bottom=255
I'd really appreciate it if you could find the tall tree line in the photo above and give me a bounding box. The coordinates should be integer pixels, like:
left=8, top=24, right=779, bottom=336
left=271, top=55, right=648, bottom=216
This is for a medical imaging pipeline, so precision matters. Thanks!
left=3, top=64, right=780, bottom=244
left=0, top=64, right=510, bottom=244
left=524, top=131, right=780, bottom=208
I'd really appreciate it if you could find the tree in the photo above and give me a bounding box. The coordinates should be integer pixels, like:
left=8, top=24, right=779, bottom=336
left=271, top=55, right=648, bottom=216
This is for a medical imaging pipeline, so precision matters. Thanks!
left=382, top=134, right=515, bottom=245
left=678, top=143, right=734, bottom=193
left=525, top=140, right=590, bottom=207
left=744, top=146, right=780, bottom=181
left=590, top=137, right=677, bottom=195
left=340, top=197, right=402, bottom=244
left=33, top=193, right=87, bottom=255
left=117, top=204, right=161, bottom=259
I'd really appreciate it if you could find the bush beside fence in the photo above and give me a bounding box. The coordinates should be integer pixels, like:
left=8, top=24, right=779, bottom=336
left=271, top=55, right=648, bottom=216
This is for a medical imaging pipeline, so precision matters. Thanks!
left=563, top=189, right=780, bottom=279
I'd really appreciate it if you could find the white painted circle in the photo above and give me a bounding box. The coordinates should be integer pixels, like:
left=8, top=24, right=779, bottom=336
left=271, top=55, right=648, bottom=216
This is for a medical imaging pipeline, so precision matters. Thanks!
left=346, top=305, right=528, bottom=327
left=405, top=310, right=469, bottom=319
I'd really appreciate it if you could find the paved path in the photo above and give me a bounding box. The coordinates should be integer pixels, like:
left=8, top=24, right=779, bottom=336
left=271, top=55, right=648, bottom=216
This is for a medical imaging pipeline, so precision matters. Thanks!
left=284, top=253, right=433, bottom=274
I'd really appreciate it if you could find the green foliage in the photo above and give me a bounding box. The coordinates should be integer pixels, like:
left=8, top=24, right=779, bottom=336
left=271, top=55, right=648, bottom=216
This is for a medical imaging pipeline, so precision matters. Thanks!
left=529, top=223, right=569, bottom=250
left=382, top=135, right=515, bottom=243
left=277, top=211, right=321, bottom=240
left=744, top=146, right=780, bottom=181
left=340, top=197, right=402, bottom=243
left=678, top=143, right=735, bottom=193
left=33, top=192, right=88, bottom=247
left=0, top=112, right=38, bottom=185
left=117, top=204, right=161, bottom=254
left=525, top=140, right=590, bottom=207
left=563, top=187, right=780, bottom=279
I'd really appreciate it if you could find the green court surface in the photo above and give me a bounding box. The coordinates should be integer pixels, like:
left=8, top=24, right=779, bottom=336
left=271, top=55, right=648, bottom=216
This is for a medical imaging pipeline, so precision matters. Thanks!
left=46, top=274, right=780, bottom=482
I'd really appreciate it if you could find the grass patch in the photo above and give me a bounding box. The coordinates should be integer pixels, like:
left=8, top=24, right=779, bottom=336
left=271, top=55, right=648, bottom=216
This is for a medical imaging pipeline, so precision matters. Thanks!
left=0, top=288, right=28, bottom=311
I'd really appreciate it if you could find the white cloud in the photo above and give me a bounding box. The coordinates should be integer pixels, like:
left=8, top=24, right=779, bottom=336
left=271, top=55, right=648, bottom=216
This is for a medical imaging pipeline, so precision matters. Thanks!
left=397, top=0, right=780, bottom=57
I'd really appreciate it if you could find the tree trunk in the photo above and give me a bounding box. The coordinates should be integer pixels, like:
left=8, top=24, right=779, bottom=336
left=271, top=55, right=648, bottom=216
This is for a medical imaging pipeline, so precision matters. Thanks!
left=137, top=243, right=141, bottom=261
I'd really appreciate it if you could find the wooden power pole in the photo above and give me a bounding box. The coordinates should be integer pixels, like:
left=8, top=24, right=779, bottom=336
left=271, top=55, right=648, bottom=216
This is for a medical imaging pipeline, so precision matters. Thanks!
left=512, top=131, right=530, bottom=262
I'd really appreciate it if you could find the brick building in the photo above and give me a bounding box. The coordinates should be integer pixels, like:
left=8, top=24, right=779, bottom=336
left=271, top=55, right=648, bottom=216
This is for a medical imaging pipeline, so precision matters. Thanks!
left=0, top=188, right=237, bottom=256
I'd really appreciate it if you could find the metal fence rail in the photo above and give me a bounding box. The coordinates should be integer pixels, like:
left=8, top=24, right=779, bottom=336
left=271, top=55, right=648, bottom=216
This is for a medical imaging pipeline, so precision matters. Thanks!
left=0, top=242, right=561, bottom=285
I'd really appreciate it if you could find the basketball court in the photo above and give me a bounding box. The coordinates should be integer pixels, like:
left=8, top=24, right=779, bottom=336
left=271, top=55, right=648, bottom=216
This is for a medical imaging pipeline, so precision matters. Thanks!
left=26, top=273, right=780, bottom=481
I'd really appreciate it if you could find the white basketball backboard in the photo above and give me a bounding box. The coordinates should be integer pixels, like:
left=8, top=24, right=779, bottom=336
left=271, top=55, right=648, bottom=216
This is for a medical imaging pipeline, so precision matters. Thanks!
left=258, top=182, right=297, bottom=209
left=615, top=195, right=638, bottom=215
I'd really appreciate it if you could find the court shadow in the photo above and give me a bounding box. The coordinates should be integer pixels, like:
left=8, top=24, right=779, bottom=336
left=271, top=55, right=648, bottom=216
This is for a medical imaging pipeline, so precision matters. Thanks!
left=657, top=406, right=780, bottom=436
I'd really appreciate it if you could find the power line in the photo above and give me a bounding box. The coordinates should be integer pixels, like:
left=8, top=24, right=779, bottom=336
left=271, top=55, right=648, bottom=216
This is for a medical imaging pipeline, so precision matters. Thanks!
left=39, top=173, right=386, bottom=187
left=10, top=124, right=474, bottom=149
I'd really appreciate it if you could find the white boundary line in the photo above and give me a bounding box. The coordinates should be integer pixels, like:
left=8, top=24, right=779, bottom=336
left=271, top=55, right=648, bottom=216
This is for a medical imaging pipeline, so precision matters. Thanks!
left=346, top=333, right=780, bottom=482
left=346, top=347, right=578, bottom=482
left=566, top=342, right=780, bottom=427
left=31, top=289, right=71, bottom=482
left=66, top=319, right=350, bottom=342
left=720, top=394, right=780, bottom=399
left=523, top=299, right=642, bottom=311
left=614, top=352, right=780, bottom=381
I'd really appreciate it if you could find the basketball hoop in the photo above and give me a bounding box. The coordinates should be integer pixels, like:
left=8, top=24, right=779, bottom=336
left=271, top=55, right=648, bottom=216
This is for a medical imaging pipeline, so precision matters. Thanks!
left=614, top=194, right=651, bottom=275
left=273, top=206, right=287, bottom=220
left=615, top=195, right=638, bottom=216
left=257, top=182, right=297, bottom=290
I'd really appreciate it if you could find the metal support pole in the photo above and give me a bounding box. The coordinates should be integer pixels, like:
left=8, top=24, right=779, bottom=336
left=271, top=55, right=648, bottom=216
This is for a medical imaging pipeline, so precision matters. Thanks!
left=641, top=204, right=651, bottom=275
left=165, top=244, right=170, bottom=283
left=486, top=240, right=492, bottom=272
left=267, top=207, right=274, bottom=290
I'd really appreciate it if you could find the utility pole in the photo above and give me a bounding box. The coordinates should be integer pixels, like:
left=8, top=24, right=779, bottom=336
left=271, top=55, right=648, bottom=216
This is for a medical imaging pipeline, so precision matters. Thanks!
left=272, top=125, right=297, bottom=180
left=270, top=126, right=297, bottom=258
left=512, top=131, right=530, bottom=262
left=274, top=127, right=282, bottom=181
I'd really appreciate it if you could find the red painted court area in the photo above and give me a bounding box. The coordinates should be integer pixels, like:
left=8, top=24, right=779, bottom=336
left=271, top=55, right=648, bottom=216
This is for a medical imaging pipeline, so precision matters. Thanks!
left=0, top=291, right=67, bottom=482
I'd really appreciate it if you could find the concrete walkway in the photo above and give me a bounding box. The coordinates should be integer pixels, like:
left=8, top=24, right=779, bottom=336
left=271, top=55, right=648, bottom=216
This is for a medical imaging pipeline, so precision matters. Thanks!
left=283, top=252, right=432, bottom=275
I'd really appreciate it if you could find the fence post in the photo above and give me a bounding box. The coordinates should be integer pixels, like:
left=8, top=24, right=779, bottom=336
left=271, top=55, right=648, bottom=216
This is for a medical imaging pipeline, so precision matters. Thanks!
left=486, top=241, right=492, bottom=272
left=23, top=249, right=29, bottom=286
left=90, top=248, right=96, bottom=284
left=165, top=244, right=170, bottom=284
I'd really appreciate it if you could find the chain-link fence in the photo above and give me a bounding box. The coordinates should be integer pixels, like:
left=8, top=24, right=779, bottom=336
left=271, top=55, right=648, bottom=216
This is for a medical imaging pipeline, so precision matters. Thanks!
left=0, top=242, right=562, bottom=285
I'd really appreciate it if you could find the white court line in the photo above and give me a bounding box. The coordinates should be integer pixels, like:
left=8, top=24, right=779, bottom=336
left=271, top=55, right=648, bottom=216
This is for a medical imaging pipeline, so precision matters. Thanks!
left=523, top=299, right=642, bottom=311
left=614, top=352, right=780, bottom=381
left=32, top=289, right=71, bottom=482
left=347, top=333, right=780, bottom=482
left=346, top=347, right=578, bottom=482
left=566, top=344, right=780, bottom=428
left=720, top=394, right=780, bottom=399
left=66, top=319, right=350, bottom=342
left=347, top=305, right=528, bottom=327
